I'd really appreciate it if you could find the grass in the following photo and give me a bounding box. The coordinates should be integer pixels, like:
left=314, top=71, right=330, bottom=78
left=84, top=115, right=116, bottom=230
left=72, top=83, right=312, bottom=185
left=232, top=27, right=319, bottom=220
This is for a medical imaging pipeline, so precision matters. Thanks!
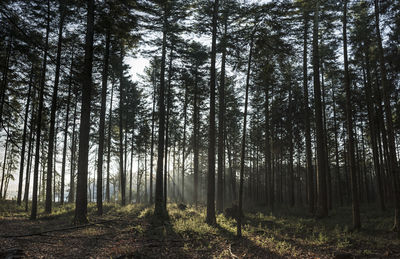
left=1, top=200, right=399, bottom=258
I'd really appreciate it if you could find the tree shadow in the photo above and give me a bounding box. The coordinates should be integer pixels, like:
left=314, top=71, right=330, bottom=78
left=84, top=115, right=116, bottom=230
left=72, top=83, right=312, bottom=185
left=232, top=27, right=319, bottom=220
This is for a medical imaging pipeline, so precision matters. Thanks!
left=117, top=210, right=192, bottom=259
left=214, top=222, right=285, bottom=258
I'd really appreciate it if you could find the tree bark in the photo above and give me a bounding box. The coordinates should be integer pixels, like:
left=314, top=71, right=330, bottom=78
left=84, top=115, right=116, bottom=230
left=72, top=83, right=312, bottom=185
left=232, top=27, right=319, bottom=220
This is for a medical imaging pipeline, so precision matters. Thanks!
left=302, top=10, right=314, bottom=214
left=217, top=7, right=228, bottom=213
left=68, top=97, right=78, bottom=203
left=61, top=48, right=74, bottom=205
left=149, top=66, right=156, bottom=204
left=181, top=80, right=188, bottom=203
left=362, top=44, right=385, bottom=211
left=374, top=0, right=400, bottom=231
left=24, top=87, right=37, bottom=211
left=206, top=0, right=219, bottom=226
left=343, top=0, right=361, bottom=229
left=237, top=31, right=254, bottom=237
left=154, top=3, right=168, bottom=217
left=106, top=83, right=114, bottom=203
left=45, top=0, right=66, bottom=213
left=17, top=64, right=33, bottom=205
left=118, top=46, right=126, bottom=207
left=96, top=28, right=111, bottom=214
left=163, top=48, right=173, bottom=209
left=74, top=0, right=95, bottom=224
left=31, top=0, right=50, bottom=220
left=312, top=0, right=328, bottom=218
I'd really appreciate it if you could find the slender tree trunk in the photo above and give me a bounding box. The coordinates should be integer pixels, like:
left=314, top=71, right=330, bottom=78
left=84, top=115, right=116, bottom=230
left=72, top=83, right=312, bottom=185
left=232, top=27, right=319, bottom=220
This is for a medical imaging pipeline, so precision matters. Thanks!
left=118, top=46, right=126, bottom=206
left=163, top=48, right=173, bottom=209
left=68, top=98, right=78, bottom=203
left=181, top=81, right=188, bottom=203
left=288, top=88, right=294, bottom=207
left=0, top=32, right=12, bottom=126
left=74, top=0, right=94, bottom=224
left=227, top=139, right=236, bottom=202
left=193, top=69, right=201, bottom=205
left=237, top=31, right=253, bottom=237
left=24, top=89, right=36, bottom=210
left=60, top=48, right=74, bottom=205
left=343, top=0, right=361, bottom=229
left=106, top=83, right=114, bottom=203
left=264, top=85, right=271, bottom=207
left=17, top=64, right=33, bottom=205
left=217, top=8, right=228, bottom=213
left=96, top=29, right=111, bottom=214
left=206, top=0, right=219, bottom=226
left=145, top=143, right=148, bottom=202
left=31, top=0, right=50, bottom=219
left=312, top=0, right=328, bottom=218
left=154, top=4, right=168, bottom=217
left=137, top=152, right=140, bottom=203
left=363, top=45, right=385, bottom=210
left=320, top=61, right=332, bottom=210
left=0, top=126, right=10, bottom=199
left=150, top=68, right=156, bottom=204
left=332, top=89, right=343, bottom=206
left=302, top=11, right=314, bottom=214
left=374, top=0, right=400, bottom=231
left=45, top=0, right=65, bottom=213
left=130, top=133, right=134, bottom=203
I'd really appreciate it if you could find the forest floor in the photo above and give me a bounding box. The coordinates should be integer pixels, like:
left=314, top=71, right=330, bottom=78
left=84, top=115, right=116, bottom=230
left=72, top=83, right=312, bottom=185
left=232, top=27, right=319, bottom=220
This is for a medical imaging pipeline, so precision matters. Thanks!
left=0, top=201, right=399, bottom=258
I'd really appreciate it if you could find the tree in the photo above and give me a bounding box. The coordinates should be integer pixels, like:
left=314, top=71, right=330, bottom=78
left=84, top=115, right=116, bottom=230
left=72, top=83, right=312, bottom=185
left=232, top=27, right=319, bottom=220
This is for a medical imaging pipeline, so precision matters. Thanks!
left=374, top=0, right=400, bottom=232
left=206, top=0, right=219, bottom=226
left=45, top=0, right=66, bottom=213
left=237, top=27, right=254, bottom=238
left=16, top=64, right=33, bottom=205
left=312, top=0, right=328, bottom=218
left=343, top=0, right=360, bottom=229
left=31, top=0, right=50, bottom=220
left=74, top=0, right=94, bottom=224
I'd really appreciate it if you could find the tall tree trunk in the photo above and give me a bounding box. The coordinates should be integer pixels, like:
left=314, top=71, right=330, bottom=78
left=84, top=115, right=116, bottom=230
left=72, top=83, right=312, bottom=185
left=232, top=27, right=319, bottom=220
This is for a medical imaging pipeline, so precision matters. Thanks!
left=302, top=10, right=314, bottom=214
left=288, top=87, right=294, bottom=207
left=343, top=0, right=361, bottom=229
left=226, top=139, right=236, bottom=201
left=130, top=133, right=134, bottom=203
left=118, top=46, right=126, bottom=206
left=60, top=48, right=74, bottom=205
left=106, top=83, right=114, bottom=203
left=264, top=85, right=271, bottom=207
left=149, top=67, right=156, bottom=204
left=154, top=4, right=168, bottom=217
left=164, top=48, right=173, bottom=209
left=17, top=64, right=33, bottom=205
left=237, top=31, right=253, bottom=237
left=181, top=81, right=188, bottom=203
left=217, top=7, right=228, bottom=213
left=193, top=69, right=200, bottom=205
left=24, top=87, right=37, bottom=210
left=206, top=0, right=219, bottom=226
left=31, top=0, right=50, bottom=219
left=96, top=28, right=111, bottom=214
left=332, top=89, right=343, bottom=206
left=363, top=44, right=385, bottom=211
left=74, top=0, right=94, bottom=224
left=0, top=31, right=12, bottom=126
left=0, top=126, right=10, bottom=199
left=68, top=97, right=78, bottom=203
left=45, top=0, right=66, bottom=213
left=374, top=0, right=400, bottom=231
left=321, top=61, right=332, bottom=210
left=312, top=0, right=328, bottom=218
